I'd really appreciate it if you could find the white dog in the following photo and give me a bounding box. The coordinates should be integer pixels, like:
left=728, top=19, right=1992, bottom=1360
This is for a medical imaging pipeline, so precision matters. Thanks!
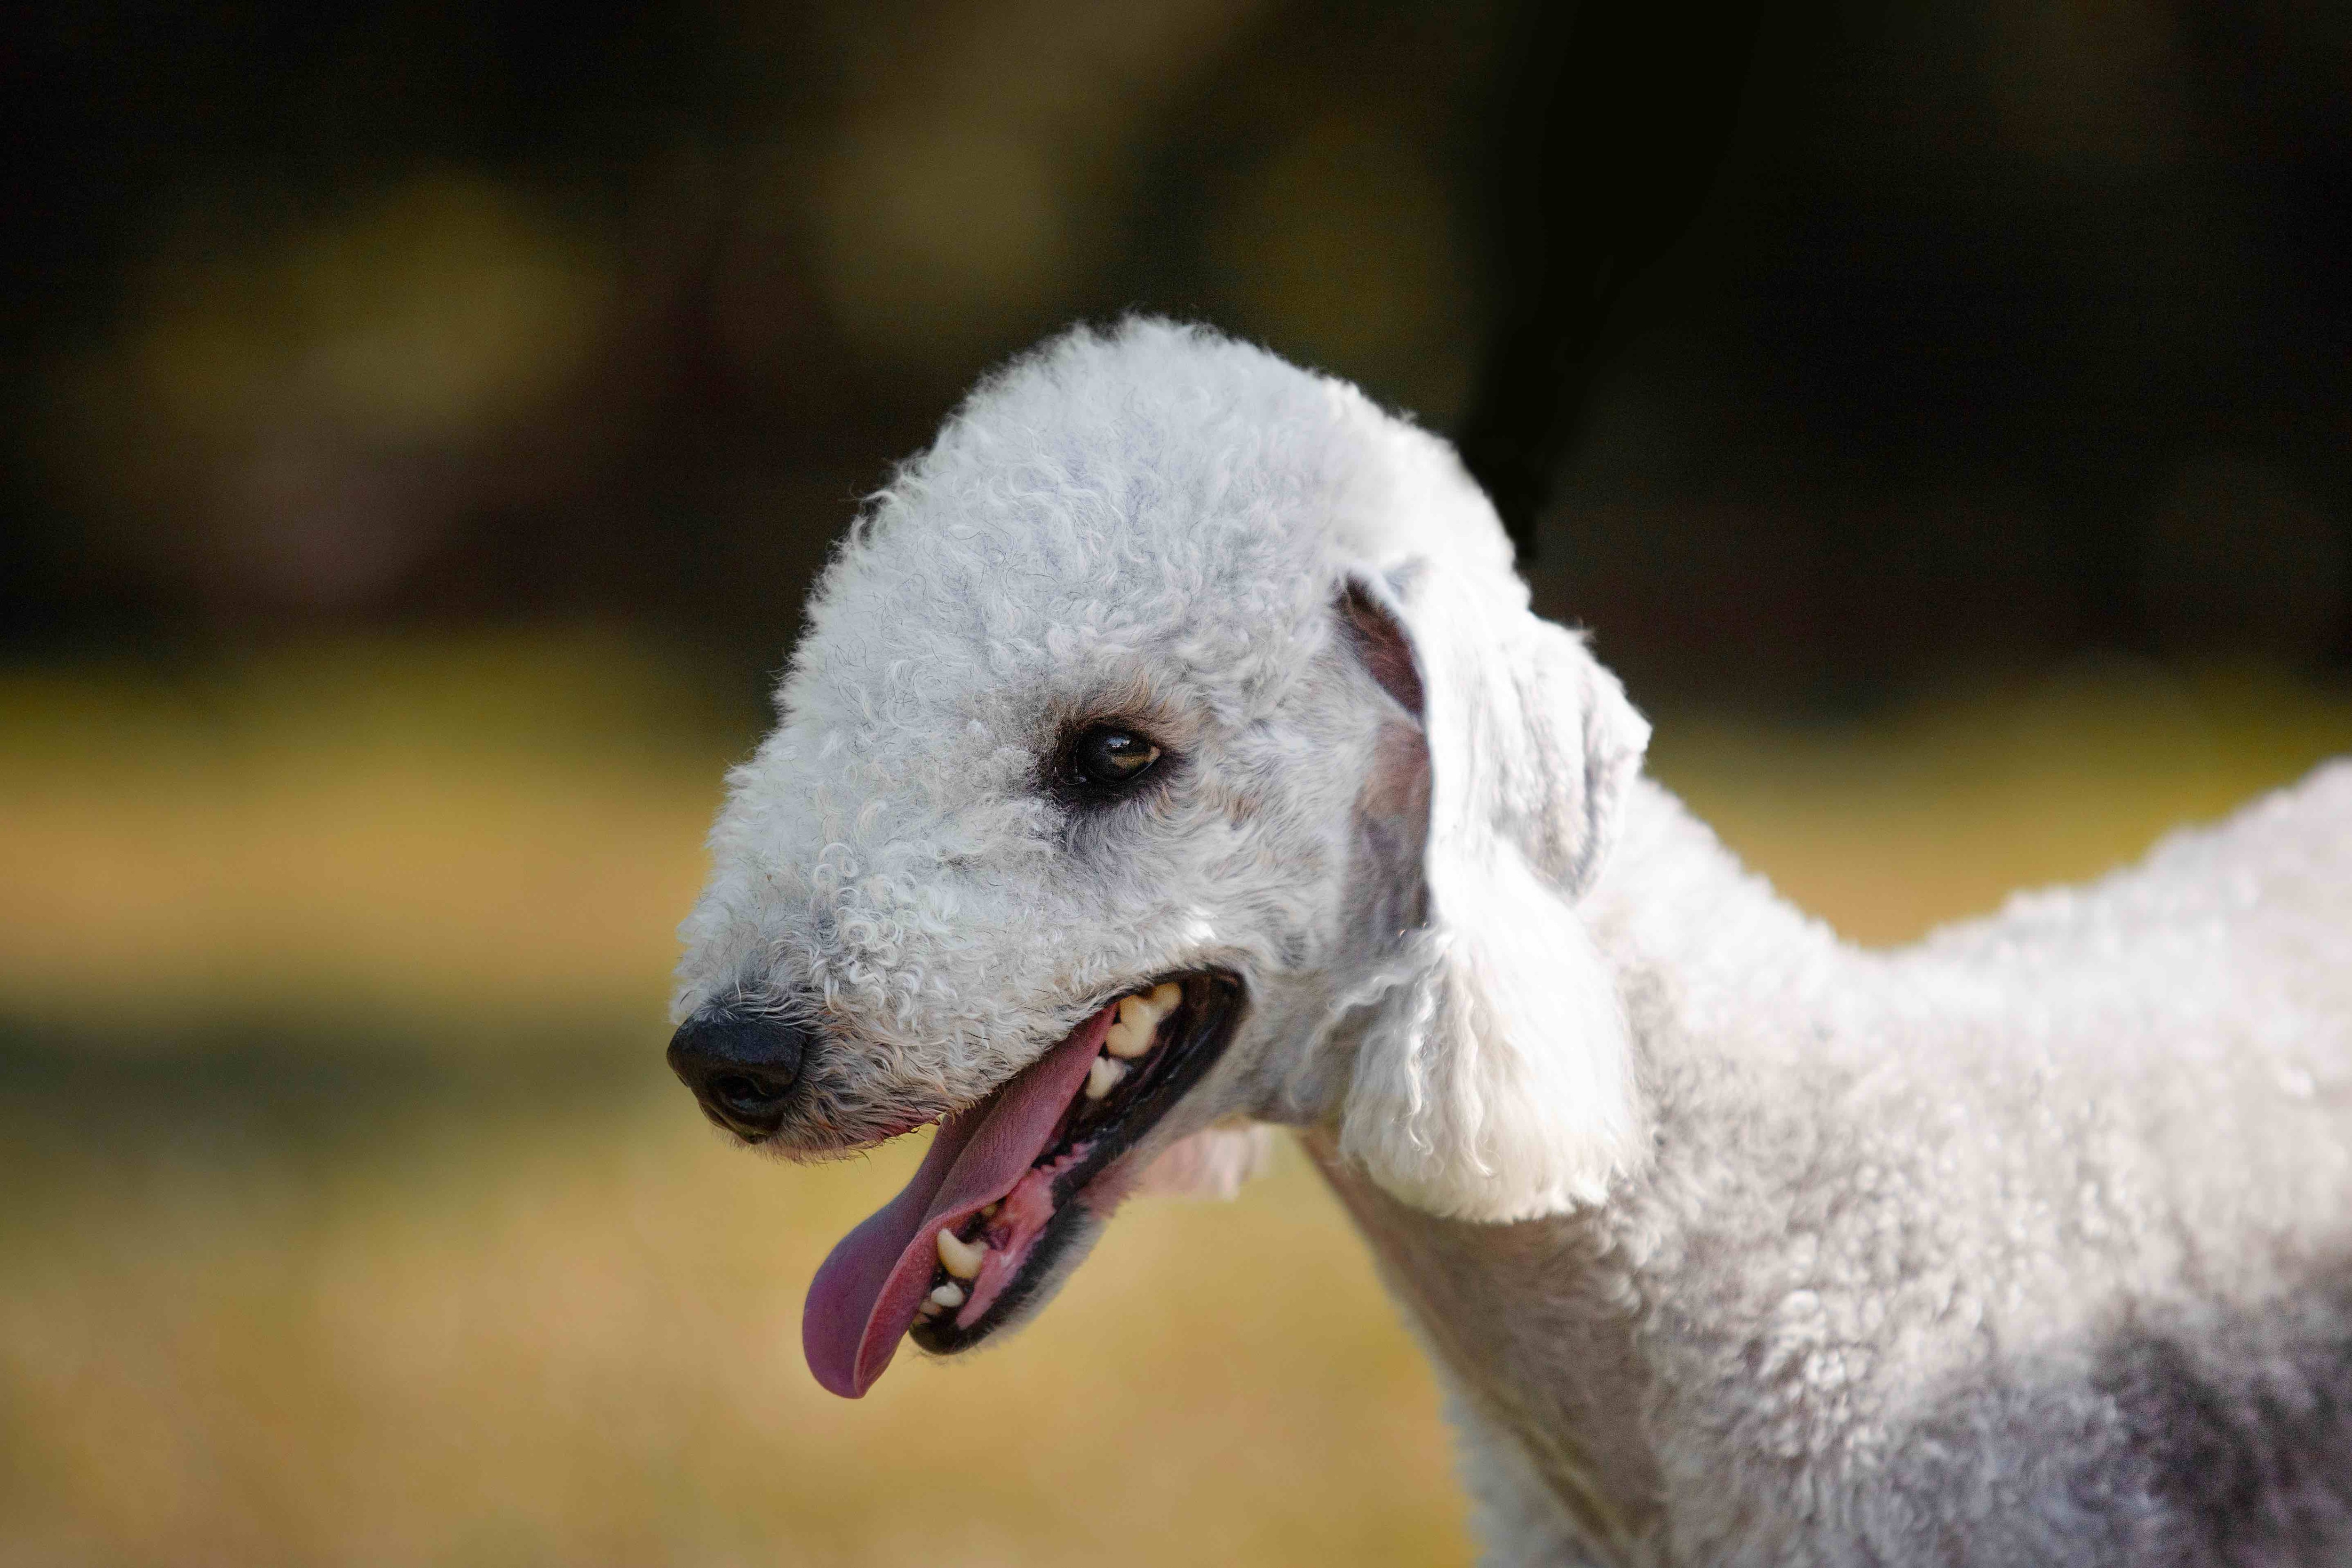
left=670, top=319, right=2352, bottom=1566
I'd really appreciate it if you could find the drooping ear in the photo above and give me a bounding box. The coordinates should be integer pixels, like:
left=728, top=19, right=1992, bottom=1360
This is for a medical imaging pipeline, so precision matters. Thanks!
left=1335, top=564, right=1651, bottom=1222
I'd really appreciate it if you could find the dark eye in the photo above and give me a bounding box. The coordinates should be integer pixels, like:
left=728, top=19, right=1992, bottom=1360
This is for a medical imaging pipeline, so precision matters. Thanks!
left=1069, top=725, right=1162, bottom=791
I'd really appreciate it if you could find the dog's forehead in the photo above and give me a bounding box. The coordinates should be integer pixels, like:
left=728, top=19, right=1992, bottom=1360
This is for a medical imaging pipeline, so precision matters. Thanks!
left=790, top=522, right=1323, bottom=734
left=762, top=322, right=1520, bottom=818
left=783, top=334, right=1404, bottom=734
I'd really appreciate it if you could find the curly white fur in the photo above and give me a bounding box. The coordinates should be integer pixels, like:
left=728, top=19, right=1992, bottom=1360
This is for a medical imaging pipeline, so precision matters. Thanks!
left=676, top=318, right=2352, bottom=1566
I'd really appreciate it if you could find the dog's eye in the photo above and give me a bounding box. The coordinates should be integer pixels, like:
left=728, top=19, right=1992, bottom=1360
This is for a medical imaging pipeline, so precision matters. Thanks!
left=1071, top=726, right=1161, bottom=790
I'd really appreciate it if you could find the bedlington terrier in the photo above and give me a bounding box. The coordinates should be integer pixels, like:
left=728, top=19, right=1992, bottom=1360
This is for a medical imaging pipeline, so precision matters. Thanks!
left=667, top=318, right=2352, bottom=1566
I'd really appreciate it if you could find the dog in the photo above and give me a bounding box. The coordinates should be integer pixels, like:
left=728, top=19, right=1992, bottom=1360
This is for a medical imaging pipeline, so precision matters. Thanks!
left=669, top=318, right=2352, bottom=1565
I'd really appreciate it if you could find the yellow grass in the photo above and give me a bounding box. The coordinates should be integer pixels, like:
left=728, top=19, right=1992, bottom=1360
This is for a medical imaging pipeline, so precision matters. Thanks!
left=2, top=632, right=2346, bottom=1566
left=0, top=630, right=725, bottom=1031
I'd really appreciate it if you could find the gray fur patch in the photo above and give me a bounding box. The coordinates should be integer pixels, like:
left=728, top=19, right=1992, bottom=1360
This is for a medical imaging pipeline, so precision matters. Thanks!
left=1866, top=1276, right=2352, bottom=1566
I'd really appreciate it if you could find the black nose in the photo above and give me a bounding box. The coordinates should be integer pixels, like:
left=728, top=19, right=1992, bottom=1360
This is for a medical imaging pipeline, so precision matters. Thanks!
left=667, top=1009, right=809, bottom=1140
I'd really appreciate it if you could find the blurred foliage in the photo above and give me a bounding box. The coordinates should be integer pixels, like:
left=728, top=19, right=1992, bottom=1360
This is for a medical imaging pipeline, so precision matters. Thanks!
left=5, top=0, right=2347, bottom=698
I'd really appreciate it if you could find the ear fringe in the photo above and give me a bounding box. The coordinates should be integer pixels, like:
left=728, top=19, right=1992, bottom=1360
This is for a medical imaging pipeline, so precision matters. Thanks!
left=1332, top=562, right=1649, bottom=1224
left=1340, top=848, right=1640, bottom=1223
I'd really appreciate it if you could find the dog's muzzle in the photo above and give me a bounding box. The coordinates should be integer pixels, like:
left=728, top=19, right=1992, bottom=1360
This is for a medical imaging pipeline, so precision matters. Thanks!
left=667, top=1008, right=808, bottom=1140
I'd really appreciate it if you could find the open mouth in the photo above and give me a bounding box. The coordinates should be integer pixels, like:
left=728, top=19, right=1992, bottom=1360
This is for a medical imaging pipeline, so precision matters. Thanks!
left=801, top=970, right=1245, bottom=1397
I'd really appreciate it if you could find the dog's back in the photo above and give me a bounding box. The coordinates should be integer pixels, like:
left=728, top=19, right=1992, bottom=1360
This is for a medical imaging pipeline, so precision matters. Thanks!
left=1862, top=761, right=2352, bottom=1565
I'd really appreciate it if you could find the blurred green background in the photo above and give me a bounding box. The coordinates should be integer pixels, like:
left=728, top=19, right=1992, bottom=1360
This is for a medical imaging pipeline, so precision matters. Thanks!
left=3, top=2, right=2349, bottom=1564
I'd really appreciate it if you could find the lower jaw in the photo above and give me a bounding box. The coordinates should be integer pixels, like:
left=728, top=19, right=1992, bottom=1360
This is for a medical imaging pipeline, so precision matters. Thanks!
left=906, top=1196, right=1097, bottom=1354
left=907, top=969, right=1246, bottom=1355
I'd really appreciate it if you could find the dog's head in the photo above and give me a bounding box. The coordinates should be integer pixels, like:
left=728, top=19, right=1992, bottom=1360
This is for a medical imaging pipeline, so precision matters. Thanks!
left=671, top=319, right=1649, bottom=1396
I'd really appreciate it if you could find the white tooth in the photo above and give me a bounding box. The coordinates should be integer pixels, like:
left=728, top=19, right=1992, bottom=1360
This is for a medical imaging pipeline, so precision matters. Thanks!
left=1086, top=1054, right=1128, bottom=1099
left=1108, top=983, right=1183, bottom=1059
left=928, top=1281, right=966, bottom=1310
left=935, top=1227, right=985, bottom=1280
left=979, top=1202, right=1000, bottom=1221
left=1103, top=1002, right=1152, bottom=1059
left=915, top=1298, right=942, bottom=1319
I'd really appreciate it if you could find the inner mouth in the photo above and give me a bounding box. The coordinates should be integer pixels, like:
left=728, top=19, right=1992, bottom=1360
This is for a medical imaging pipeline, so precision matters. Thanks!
left=908, top=971, right=1243, bottom=1354
left=800, top=969, right=1245, bottom=1397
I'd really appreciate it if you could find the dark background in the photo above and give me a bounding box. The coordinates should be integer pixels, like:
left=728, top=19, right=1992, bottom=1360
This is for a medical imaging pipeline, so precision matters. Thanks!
left=9, top=0, right=2347, bottom=714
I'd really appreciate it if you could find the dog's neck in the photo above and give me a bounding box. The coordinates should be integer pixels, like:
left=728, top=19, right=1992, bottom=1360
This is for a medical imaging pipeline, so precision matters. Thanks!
left=1306, top=1130, right=1670, bottom=1559
left=1307, top=776, right=1858, bottom=1562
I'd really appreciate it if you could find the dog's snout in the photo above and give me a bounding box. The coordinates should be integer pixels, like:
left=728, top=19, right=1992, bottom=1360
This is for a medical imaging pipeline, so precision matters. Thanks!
left=667, top=1010, right=809, bottom=1140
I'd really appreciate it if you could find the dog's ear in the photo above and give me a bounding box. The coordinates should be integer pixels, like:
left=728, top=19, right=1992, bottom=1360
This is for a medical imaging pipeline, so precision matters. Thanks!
left=1334, top=564, right=1650, bottom=1222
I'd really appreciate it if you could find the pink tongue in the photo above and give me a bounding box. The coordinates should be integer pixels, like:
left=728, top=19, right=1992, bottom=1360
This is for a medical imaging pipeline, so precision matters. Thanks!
left=802, top=1005, right=1115, bottom=1397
